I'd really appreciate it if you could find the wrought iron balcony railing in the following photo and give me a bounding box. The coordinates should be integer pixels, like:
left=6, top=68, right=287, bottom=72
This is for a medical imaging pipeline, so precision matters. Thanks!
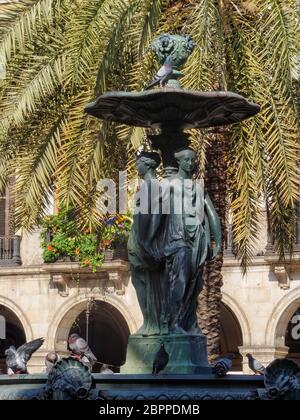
left=0, top=236, right=22, bottom=266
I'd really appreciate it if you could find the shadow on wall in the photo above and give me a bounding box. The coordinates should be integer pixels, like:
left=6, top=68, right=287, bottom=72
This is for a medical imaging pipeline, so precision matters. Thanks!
left=0, top=306, right=26, bottom=374
left=220, top=302, right=243, bottom=371
left=285, top=307, right=300, bottom=366
left=68, top=300, right=130, bottom=373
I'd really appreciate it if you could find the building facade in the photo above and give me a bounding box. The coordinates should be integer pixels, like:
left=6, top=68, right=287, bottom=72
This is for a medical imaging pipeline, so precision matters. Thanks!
left=0, top=0, right=299, bottom=376
left=0, top=183, right=300, bottom=374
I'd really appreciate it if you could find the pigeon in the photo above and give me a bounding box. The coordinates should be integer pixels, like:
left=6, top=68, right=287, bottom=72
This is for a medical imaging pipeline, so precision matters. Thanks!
left=78, top=354, right=96, bottom=371
left=45, top=351, right=60, bottom=374
left=152, top=342, right=169, bottom=375
left=213, top=354, right=234, bottom=377
left=5, top=337, right=44, bottom=375
left=100, top=364, right=114, bottom=374
left=145, top=55, right=174, bottom=90
left=246, top=353, right=266, bottom=375
left=68, top=333, right=97, bottom=370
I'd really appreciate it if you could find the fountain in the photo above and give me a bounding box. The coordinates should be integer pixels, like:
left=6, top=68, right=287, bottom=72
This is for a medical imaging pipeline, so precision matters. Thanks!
left=85, top=33, right=259, bottom=375
left=2, top=34, right=300, bottom=401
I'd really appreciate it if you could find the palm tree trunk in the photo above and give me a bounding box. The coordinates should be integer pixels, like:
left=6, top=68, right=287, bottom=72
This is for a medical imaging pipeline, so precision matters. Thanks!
left=197, top=128, right=228, bottom=363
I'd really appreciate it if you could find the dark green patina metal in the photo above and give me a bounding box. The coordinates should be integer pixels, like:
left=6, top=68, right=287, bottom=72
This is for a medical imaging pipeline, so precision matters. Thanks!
left=85, top=33, right=260, bottom=375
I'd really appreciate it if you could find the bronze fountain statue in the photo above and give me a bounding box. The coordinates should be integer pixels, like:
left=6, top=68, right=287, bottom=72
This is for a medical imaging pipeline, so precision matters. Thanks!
left=85, top=33, right=260, bottom=373
left=2, top=34, right=300, bottom=401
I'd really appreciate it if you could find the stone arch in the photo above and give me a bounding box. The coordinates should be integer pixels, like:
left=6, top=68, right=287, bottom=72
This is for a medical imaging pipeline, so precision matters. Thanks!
left=47, top=294, right=138, bottom=355
left=266, top=288, right=300, bottom=347
left=220, top=301, right=244, bottom=371
left=220, top=302, right=243, bottom=350
left=0, top=299, right=29, bottom=373
left=0, top=296, right=33, bottom=341
left=221, top=292, right=252, bottom=346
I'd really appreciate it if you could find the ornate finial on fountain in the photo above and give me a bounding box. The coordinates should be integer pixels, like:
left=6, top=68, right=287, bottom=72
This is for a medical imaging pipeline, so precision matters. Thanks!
left=145, top=34, right=196, bottom=89
left=43, top=357, right=93, bottom=400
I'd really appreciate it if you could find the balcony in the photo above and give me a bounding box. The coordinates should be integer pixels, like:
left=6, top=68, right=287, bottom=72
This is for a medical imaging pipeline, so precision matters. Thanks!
left=0, top=236, right=22, bottom=266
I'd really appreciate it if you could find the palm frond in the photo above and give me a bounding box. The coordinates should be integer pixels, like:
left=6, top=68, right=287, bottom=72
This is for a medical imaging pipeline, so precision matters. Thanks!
left=225, top=10, right=269, bottom=267
left=64, top=0, right=136, bottom=90
left=55, top=89, right=92, bottom=207
left=264, top=95, right=300, bottom=205
left=1, top=55, right=65, bottom=130
left=13, top=116, right=64, bottom=229
left=0, top=150, right=14, bottom=191
left=228, top=119, right=262, bottom=270
left=258, top=0, right=300, bottom=108
left=0, top=0, right=62, bottom=67
left=133, top=0, right=167, bottom=56
left=182, top=0, right=225, bottom=90
left=0, top=0, right=298, bottom=273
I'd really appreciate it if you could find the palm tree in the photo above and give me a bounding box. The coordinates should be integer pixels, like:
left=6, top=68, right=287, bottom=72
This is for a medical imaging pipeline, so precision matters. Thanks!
left=0, top=0, right=299, bottom=359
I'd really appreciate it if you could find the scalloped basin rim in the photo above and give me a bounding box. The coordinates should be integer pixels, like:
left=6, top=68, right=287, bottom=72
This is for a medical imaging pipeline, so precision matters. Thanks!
left=85, top=88, right=260, bottom=130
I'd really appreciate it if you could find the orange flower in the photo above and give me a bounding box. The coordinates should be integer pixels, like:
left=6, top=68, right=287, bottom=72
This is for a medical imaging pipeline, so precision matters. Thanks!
left=48, top=245, right=54, bottom=252
left=83, top=258, right=91, bottom=265
left=101, top=239, right=112, bottom=248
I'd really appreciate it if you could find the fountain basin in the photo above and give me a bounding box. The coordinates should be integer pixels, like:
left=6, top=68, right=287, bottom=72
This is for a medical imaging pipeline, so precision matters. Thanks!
left=85, top=88, right=260, bottom=130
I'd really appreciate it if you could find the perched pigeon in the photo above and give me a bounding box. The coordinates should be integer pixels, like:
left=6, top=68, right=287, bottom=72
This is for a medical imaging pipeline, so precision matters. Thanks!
left=5, top=337, right=44, bottom=375
left=145, top=56, right=174, bottom=90
left=213, top=354, right=234, bottom=377
left=152, top=343, right=169, bottom=375
left=246, top=353, right=266, bottom=375
left=100, top=364, right=114, bottom=374
left=45, top=351, right=60, bottom=374
left=78, top=354, right=97, bottom=371
left=68, top=333, right=97, bottom=370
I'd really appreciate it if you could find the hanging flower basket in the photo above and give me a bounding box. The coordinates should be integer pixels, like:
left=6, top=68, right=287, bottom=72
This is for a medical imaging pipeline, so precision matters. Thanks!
left=104, top=243, right=128, bottom=262
left=104, top=249, right=114, bottom=261
left=113, top=242, right=128, bottom=260
left=101, top=215, right=131, bottom=262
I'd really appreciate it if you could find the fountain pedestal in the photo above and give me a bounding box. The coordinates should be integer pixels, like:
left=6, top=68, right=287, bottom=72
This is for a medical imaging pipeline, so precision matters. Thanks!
left=121, top=334, right=211, bottom=374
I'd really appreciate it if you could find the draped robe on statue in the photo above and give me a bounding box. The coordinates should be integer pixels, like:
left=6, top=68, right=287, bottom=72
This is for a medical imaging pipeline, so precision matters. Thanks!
left=128, top=176, right=212, bottom=336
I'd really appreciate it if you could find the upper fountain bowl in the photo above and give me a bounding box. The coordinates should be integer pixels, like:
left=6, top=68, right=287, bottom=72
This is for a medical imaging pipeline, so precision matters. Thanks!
left=85, top=88, right=260, bottom=130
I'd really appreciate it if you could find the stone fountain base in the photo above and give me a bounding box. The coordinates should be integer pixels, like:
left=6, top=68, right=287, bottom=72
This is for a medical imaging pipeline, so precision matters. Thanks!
left=0, top=373, right=265, bottom=400
left=121, top=334, right=211, bottom=374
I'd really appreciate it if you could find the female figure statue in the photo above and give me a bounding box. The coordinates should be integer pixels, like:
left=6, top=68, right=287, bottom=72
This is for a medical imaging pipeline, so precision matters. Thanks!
left=129, top=148, right=221, bottom=337
left=128, top=152, right=168, bottom=335
left=165, top=148, right=221, bottom=334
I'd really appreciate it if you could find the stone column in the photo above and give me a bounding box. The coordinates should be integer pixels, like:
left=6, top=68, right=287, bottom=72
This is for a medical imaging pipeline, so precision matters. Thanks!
left=239, top=345, right=289, bottom=374
left=12, top=235, right=22, bottom=265
left=28, top=350, right=48, bottom=374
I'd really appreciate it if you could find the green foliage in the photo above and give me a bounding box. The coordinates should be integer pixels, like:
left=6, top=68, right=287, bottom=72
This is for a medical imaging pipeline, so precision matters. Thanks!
left=100, top=214, right=132, bottom=250
left=40, top=207, right=131, bottom=269
left=0, top=0, right=299, bottom=268
left=41, top=206, right=104, bottom=270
